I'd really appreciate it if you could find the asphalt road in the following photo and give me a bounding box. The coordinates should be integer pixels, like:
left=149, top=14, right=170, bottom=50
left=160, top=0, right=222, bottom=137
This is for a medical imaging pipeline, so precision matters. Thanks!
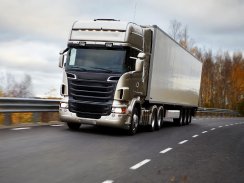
left=0, top=118, right=243, bottom=183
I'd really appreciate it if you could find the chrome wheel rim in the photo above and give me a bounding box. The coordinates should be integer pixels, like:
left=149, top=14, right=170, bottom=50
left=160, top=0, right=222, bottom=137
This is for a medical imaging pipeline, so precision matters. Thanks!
left=151, top=115, right=155, bottom=128
left=157, top=112, right=161, bottom=127
left=132, top=113, right=139, bottom=132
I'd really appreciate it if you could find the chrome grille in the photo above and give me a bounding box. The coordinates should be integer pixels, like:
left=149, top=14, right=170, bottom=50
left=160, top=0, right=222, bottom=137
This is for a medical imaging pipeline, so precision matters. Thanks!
left=68, top=78, right=117, bottom=119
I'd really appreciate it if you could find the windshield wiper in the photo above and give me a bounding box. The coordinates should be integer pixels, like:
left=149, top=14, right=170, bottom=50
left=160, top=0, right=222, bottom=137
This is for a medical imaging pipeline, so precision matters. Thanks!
left=66, top=66, right=88, bottom=71
left=89, top=67, right=113, bottom=73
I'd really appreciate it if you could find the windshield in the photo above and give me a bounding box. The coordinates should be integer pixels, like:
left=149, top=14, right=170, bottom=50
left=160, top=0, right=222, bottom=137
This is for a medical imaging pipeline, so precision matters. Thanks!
left=65, top=47, right=131, bottom=73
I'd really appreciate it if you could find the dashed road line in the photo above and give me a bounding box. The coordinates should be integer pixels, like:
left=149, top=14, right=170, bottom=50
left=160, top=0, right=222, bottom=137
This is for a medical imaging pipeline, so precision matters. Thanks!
left=178, top=140, right=188, bottom=145
left=160, top=148, right=173, bottom=154
left=102, top=180, right=114, bottom=183
left=50, top=124, right=64, bottom=127
left=11, top=127, right=31, bottom=131
left=130, top=159, right=151, bottom=170
left=101, top=121, right=244, bottom=183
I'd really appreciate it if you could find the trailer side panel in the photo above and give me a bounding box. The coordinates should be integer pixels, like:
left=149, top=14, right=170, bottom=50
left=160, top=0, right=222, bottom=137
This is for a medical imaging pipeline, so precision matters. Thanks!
left=147, top=27, right=202, bottom=107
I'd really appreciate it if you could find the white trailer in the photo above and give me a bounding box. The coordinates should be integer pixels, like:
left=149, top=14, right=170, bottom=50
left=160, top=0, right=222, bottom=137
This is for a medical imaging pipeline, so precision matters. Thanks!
left=148, top=25, right=202, bottom=107
left=59, top=19, right=202, bottom=135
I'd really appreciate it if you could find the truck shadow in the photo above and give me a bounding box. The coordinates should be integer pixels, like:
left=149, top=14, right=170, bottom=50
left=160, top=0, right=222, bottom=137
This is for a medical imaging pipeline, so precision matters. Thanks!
left=65, top=120, right=186, bottom=137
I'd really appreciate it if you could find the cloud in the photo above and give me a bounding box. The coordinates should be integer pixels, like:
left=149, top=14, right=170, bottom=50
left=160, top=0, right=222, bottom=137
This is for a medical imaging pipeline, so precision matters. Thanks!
left=0, top=0, right=243, bottom=97
left=138, top=0, right=244, bottom=30
left=0, top=40, right=62, bottom=96
left=0, top=0, right=72, bottom=40
left=0, top=40, right=60, bottom=72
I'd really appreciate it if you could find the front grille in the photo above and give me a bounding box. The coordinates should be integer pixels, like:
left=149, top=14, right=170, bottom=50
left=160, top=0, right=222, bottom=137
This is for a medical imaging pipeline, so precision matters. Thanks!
left=68, top=77, right=117, bottom=119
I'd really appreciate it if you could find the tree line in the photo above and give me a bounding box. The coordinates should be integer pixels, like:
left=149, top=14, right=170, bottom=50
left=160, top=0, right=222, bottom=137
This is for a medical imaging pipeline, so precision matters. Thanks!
left=0, top=73, right=33, bottom=98
left=169, top=20, right=244, bottom=115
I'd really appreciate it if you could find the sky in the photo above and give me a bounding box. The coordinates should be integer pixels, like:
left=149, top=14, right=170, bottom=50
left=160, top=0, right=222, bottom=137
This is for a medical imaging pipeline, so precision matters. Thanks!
left=0, top=0, right=244, bottom=97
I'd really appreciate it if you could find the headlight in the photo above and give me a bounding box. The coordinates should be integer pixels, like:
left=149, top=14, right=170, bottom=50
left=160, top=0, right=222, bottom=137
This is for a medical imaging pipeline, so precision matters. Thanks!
left=60, top=102, right=68, bottom=108
left=112, top=107, right=127, bottom=114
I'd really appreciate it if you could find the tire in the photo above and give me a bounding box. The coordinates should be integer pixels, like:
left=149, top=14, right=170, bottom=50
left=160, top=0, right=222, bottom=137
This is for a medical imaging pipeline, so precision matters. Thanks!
left=148, top=107, right=157, bottom=132
left=185, top=109, right=189, bottom=125
left=188, top=110, right=192, bottom=124
left=173, top=117, right=180, bottom=125
left=156, top=106, right=164, bottom=130
left=174, top=109, right=184, bottom=126
left=67, top=122, right=81, bottom=131
left=128, top=108, right=139, bottom=135
left=185, top=110, right=191, bottom=125
left=181, top=109, right=186, bottom=126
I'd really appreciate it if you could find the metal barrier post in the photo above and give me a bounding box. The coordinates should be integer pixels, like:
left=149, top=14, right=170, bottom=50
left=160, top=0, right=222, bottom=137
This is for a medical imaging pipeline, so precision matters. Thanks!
left=4, top=113, right=12, bottom=126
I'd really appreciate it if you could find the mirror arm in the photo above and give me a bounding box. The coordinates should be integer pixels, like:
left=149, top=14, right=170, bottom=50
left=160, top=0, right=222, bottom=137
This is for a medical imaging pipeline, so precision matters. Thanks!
left=60, top=48, right=68, bottom=55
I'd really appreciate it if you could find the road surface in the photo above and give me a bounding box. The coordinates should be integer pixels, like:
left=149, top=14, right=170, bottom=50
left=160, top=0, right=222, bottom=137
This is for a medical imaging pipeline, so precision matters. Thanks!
left=0, top=118, right=243, bottom=183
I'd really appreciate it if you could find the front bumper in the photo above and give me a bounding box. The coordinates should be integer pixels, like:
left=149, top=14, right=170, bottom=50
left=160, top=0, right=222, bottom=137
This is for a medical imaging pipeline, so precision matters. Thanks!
left=59, top=108, right=131, bottom=130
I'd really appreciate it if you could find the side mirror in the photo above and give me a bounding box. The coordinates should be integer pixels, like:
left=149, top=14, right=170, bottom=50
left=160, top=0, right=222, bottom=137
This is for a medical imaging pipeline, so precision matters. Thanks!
left=59, top=54, right=64, bottom=68
left=135, top=59, right=144, bottom=72
left=135, top=52, right=145, bottom=72
left=59, top=48, right=68, bottom=68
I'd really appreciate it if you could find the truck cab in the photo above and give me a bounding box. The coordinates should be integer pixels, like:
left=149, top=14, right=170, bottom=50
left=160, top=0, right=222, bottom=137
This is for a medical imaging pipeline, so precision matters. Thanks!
left=59, top=19, right=151, bottom=134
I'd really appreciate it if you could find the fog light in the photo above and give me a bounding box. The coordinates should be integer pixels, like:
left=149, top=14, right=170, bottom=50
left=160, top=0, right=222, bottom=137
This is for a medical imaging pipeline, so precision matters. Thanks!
left=112, top=107, right=127, bottom=114
left=60, top=102, right=68, bottom=108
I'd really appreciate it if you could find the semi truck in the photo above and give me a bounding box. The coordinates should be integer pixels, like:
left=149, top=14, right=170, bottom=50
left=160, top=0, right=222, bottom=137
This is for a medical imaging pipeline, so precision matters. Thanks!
left=59, top=19, right=202, bottom=135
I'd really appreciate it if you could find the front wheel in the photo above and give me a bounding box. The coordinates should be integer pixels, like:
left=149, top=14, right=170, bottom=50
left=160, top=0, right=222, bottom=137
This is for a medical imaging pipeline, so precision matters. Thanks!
left=67, top=122, right=81, bottom=131
left=128, top=108, right=139, bottom=135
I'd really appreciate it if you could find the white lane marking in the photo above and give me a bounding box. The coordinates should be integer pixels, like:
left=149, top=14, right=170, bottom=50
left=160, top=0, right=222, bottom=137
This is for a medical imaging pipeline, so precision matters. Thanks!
left=130, top=159, right=151, bottom=170
left=102, top=180, right=114, bottom=183
left=11, top=127, right=31, bottom=131
left=192, top=135, right=199, bottom=138
left=50, top=124, right=64, bottom=127
left=178, top=140, right=188, bottom=145
left=225, top=125, right=229, bottom=127
left=160, top=148, right=173, bottom=154
left=211, top=128, right=216, bottom=131
left=219, top=126, right=223, bottom=128
left=202, top=131, right=208, bottom=134
left=229, top=124, right=233, bottom=126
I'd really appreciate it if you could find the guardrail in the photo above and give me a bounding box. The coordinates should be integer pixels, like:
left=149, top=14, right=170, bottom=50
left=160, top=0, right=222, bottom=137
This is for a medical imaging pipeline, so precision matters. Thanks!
left=197, top=107, right=239, bottom=117
left=0, top=97, right=240, bottom=126
left=0, top=97, right=60, bottom=126
left=0, top=97, right=60, bottom=113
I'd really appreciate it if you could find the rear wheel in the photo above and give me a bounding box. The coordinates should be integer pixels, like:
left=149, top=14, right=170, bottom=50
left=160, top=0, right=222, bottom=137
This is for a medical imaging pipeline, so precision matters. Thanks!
left=128, top=108, right=139, bottom=135
left=148, top=106, right=157, bottom=132
left=188, top=110, right=192, bottom=124
left=67, top=122, right=81, bottom=131
left=156, top=106, right=164, bottom=130
left=174, top=109, right=185, bottom=126
left=185, top=109, right=191, bottom=125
